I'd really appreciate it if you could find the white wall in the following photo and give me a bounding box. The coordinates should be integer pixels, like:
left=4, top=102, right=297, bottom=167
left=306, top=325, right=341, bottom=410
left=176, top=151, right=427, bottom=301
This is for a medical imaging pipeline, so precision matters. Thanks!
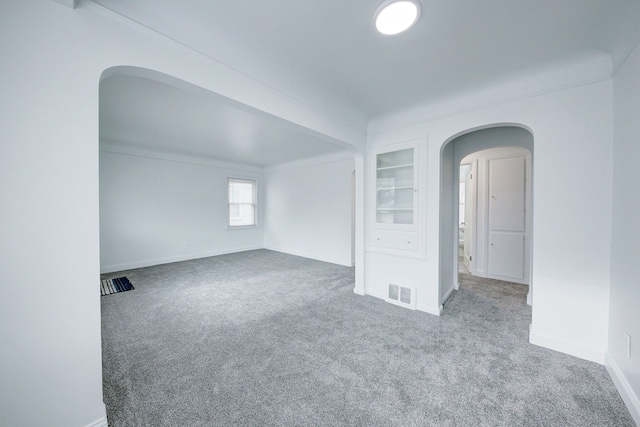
left=100, top=147, right=264, bottom=273
left=264, top=154, right=355, bottom=267
left=367, top=59, right=614, bottom=364
left=439, top=141, right=456, bottom=308
left=0, top=1, right=364, bottom=426
left=607, top=36, right=640, bottom=424
left=2, top=0, right=635, bottom=424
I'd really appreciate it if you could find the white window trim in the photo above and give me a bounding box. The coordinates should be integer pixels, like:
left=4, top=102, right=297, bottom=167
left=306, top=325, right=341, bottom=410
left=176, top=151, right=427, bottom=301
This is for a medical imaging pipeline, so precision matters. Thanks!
left=227, top=177, right=258, bottom=229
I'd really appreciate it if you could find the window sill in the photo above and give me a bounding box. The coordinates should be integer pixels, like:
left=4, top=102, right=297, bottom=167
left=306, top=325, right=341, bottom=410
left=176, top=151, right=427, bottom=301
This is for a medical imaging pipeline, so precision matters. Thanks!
left=226, top=224, right=259, bottom=230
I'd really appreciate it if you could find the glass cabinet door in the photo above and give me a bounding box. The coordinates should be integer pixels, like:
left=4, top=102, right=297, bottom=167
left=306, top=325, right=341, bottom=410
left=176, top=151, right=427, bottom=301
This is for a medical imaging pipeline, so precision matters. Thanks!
left=376, top=147, right=415, bottom=225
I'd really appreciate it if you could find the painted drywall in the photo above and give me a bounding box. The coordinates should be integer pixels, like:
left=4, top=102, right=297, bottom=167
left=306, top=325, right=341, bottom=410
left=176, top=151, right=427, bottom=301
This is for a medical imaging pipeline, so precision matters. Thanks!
left=100, top=148, right=264, bottom=273
left=1, top=1, right=634, bottom=425
left=264, top=155, right=355, bottom=267
left=0, top=1, right=365, bottom=426
left=439, top=141, right=456, bottom=308
left=608, top=36, right=640, bottom=424
left=368, top=69, right=613, bottom=364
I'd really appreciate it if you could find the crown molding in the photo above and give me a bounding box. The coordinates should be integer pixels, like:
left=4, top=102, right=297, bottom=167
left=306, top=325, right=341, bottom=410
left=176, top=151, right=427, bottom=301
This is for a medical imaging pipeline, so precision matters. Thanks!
left=100, top=140, right=264, bottom=173
left=367, top=71, right=612, bottom=137
left=263, top=151, right=354, bottom=173
left=54, top=0, right=76, bottom=9
left=611, top=27, right=640, bottom=78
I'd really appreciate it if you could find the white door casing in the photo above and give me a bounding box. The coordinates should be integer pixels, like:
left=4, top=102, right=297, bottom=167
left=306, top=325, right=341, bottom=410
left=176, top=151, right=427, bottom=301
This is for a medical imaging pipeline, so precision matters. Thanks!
left=463, top=160, right=477, bottom=273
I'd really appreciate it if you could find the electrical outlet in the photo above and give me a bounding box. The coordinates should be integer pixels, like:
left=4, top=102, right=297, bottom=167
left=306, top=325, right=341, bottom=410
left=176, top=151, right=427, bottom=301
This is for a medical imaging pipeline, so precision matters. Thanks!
left=625, top=333, right=631, bottom=358
left=183, top=242, right=189, bottom=249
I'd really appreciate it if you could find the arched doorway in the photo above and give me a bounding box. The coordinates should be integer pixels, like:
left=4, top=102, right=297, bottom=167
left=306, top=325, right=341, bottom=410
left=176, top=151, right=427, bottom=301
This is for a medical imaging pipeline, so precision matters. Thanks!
left=439, top=125, right=534, bottom=307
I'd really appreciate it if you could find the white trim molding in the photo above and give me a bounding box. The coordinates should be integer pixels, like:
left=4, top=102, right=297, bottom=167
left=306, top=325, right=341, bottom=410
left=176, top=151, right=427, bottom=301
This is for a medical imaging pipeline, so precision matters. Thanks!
left=101, top=246, right=263, bottom=274
left=54, top=0, right=76, bottom=9
left=440, top=285, right=455, bottom=308
left=605, top=352, right=640, bottom=426
left=263, top=151, right=354, bottom=173
left=84, top=416, right=108, bottom=427
left=529, top=326, right=606, bottom=365
left=100, top=140, right=263, bottom=173
left=415, top=303, right=441, bottom=316
left=264, top=246, right=353, bottom=268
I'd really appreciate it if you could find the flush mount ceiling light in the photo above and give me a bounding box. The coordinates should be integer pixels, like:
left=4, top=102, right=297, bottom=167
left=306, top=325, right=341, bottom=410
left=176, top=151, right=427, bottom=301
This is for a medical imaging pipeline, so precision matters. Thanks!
left=375, top=0, right=421, bottom=35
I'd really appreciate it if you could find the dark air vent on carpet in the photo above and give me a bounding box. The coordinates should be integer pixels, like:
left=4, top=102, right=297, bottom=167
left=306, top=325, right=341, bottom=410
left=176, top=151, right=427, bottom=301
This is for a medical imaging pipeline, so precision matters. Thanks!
left=101, top=276, right=134, bottom=296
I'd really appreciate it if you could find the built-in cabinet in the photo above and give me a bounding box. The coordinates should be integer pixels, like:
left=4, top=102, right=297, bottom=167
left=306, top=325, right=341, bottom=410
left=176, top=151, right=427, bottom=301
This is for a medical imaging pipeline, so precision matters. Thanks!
left=370, top=141, right=420, bottom=254
left=375, top=147, right=416, bottom=226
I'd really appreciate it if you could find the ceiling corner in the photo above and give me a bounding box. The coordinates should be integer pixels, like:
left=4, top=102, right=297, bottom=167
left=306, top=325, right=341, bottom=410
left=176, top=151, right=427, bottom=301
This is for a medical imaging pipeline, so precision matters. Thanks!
left=53, top=0, right=77, bottom=9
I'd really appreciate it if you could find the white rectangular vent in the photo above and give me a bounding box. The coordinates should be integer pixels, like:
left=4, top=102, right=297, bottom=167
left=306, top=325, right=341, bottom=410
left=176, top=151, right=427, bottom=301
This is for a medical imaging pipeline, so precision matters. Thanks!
left=387, top=282, right=416, bottom=309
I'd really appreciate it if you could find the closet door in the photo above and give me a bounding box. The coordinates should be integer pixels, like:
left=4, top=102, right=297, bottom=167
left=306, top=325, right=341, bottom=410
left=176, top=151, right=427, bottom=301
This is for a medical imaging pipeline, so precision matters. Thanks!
left=488, top=156, right=526, bottom=280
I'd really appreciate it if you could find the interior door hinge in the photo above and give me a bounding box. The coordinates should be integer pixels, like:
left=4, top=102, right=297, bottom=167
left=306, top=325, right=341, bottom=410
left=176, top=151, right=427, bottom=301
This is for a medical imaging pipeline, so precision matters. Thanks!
left=470, top=255, right=472, bottom=261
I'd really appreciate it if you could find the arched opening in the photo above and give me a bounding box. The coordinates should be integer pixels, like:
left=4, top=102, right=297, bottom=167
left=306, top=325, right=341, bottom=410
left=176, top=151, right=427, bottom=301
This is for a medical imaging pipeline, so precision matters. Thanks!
left=98, top=67, right=367, bottom=421
left=99, top=66, right=362, bottom=274
left=439, top=125, right=534, bottom=310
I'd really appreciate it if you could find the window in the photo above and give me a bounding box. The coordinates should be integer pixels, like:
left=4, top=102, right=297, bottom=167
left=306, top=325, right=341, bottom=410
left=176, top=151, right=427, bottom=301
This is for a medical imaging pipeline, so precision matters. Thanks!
left=228, top=178, right=257, bottom=227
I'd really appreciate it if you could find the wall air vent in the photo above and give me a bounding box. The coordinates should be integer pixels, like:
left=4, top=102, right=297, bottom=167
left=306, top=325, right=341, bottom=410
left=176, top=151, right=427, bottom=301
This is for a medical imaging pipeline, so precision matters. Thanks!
left=387, top=281, right=416, bottom=309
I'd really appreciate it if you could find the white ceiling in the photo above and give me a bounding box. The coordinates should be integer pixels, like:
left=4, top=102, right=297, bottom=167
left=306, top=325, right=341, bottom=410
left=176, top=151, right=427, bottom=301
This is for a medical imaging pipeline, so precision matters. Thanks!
left=100, top=75, right=349, bottom=167
left=94, top=0, right=640, bottom=166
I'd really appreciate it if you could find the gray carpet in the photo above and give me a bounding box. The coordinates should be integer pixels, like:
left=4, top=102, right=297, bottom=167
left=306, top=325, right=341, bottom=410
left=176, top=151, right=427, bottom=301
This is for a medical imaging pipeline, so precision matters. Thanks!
left=101, top=249, right=634, bottom=426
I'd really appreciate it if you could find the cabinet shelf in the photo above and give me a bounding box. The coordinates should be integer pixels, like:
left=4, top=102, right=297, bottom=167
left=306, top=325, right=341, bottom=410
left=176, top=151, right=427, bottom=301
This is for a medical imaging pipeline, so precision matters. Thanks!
left=377, top=186, right=413, bottom=191
left=373, top=145, right=417, bottom=230
left=377, top=164, right=413, bottom=171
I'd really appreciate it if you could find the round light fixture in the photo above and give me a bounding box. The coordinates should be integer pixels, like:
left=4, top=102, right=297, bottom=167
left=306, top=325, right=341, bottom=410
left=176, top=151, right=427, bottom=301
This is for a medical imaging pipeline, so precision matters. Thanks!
left=375, top=0, right=421, bottom=35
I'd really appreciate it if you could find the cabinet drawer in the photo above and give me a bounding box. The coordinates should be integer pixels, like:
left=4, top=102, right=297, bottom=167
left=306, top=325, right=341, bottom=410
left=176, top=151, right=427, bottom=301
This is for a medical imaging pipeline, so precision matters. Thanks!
left=371, top=229, right=418, bottom=251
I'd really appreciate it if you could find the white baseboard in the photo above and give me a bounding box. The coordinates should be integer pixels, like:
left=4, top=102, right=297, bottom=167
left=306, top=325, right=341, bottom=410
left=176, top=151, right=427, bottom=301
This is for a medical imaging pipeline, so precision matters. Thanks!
left=605, top=352, right=640, bottom=426
left=263, top=245, right=352, bottom=267
left=100, top=245, right=263, bottom=274
left=441, top=285, right=455, bottom=306
left=360, top=288, right=385, bottom=301
left=85, top=416, right=108, bottom=427
left=529, top=326, right=606, bottom=364
left=417, top=303, right=442, bottom=316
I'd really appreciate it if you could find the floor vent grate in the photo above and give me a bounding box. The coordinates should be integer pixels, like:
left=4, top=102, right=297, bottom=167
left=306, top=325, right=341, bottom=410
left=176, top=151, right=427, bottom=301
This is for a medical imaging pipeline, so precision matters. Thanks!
left=387, top=282, right=416, bottom=309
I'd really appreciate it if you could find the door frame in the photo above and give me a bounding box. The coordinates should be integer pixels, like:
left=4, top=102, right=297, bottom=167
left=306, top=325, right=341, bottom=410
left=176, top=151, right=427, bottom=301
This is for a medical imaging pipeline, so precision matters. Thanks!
left=461, top=160, right=477, bottom=276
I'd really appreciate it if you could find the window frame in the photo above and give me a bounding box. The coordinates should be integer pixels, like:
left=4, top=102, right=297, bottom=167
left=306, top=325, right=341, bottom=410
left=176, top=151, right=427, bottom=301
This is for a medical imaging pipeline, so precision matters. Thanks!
left=226, top=177, right=258, bottom=229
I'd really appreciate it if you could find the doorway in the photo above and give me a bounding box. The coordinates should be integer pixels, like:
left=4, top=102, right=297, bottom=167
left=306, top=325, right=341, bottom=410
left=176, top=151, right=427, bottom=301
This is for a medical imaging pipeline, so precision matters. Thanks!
left=439, top=126, right=534, bottom=308
left=458, top=147, right=531, bottom=285
left=459, top=162, right=473, bottom=275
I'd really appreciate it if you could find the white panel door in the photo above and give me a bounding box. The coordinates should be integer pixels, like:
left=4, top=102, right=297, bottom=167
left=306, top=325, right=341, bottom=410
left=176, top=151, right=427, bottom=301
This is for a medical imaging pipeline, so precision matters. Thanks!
left=489, top=233, right=525, bottom=279
left=489, top=157, right=525, bottom=232
left=488, top=157, right=526, bottom=280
